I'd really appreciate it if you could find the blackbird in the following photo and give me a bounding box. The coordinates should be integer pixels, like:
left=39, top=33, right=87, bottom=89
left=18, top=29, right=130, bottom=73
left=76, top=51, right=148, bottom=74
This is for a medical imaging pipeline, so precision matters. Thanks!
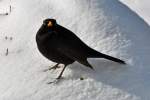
left=36, top=18, right=126, bottom=80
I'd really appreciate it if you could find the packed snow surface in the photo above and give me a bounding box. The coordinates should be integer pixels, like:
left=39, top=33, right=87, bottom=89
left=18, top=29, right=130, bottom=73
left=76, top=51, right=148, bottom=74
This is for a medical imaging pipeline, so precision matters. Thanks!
left=120, top=0, right=150, bottom=25
left=0, top=0, right=150, bottom=100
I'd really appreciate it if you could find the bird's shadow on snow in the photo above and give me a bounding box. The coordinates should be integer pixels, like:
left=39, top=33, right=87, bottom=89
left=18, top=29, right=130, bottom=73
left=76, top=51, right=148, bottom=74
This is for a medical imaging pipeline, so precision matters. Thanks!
left=68, top=59, right=134, bottom=97
left=68, top=58, right=128, bottom=83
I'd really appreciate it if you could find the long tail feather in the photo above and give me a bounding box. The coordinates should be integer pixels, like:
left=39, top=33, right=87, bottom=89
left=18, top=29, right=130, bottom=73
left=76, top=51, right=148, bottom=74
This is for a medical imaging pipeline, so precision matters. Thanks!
left=88, top=49, right=126, bottom=64
left=100, top=53, right=126, bottom=64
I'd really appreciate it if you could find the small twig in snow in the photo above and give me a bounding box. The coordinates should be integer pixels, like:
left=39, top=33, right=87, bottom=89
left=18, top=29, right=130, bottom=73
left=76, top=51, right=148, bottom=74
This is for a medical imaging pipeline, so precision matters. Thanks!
left=10, top=37, right=13, bottom=40
left=5, top=48, right=9, bottom=56
left=5, top=36, right=8, bottom=40
left=0, top=13, right=8, bottom=16
left=9, top=5, right=12, bottom=13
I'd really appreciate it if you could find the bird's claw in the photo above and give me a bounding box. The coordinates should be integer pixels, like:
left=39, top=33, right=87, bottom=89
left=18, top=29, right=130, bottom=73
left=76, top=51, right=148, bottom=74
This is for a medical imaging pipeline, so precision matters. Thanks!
left=47, top=77, right=63, bottom=84
left=47, top=80, right=58, bottom=84
left=43, top=64, right=60, bottom=72
left=48, top=65, right=61, bottom=70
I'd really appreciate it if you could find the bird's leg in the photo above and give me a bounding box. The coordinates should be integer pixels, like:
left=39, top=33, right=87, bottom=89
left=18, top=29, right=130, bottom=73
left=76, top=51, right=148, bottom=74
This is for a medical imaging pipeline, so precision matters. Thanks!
left=56, top=64, right=67, bottom=79
left=47, top=65, right=67, bottom=84
left=48, top=63, right=60, bottom=70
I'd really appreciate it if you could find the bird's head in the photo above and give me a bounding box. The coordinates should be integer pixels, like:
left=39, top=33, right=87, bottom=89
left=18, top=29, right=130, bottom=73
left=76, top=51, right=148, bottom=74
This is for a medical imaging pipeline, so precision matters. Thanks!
left=43, top=19, right=57, bottom=28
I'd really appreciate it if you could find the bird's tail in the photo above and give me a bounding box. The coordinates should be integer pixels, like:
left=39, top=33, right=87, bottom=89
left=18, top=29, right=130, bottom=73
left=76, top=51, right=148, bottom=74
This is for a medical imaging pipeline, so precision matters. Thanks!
left=88, top=49, right=126, bottom=64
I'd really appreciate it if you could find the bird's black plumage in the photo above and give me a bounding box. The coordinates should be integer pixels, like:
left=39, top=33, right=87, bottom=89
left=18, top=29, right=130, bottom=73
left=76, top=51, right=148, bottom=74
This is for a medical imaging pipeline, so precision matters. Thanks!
left=36, top=19, right=126, bottom=79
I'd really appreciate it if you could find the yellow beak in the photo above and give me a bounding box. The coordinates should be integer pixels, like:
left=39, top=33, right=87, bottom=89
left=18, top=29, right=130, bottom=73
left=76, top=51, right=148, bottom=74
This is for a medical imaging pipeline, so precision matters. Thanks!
left=47, top=21, right=53, bottom=27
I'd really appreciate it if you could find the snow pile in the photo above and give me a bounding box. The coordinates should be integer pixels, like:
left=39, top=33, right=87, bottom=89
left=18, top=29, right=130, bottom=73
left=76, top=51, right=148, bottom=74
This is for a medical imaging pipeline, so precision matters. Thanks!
left=0, top=0, right=150, bottom=100
left=120, top=0, right=150, bottom=25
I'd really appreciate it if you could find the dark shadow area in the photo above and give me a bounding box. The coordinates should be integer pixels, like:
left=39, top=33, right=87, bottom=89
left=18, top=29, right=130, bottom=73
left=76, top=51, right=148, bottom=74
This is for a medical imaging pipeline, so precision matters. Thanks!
left=68, top=0, right=150, bottom=99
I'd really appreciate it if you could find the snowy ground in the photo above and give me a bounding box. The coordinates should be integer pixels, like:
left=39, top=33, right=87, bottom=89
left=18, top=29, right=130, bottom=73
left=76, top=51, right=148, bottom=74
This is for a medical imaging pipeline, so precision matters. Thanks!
left=0, top=0, right=150, bottom=100
left=120, top=0, right=150, bottom=25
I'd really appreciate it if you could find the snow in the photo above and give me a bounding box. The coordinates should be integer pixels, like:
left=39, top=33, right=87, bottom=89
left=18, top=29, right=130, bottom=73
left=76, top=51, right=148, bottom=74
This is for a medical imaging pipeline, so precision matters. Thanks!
left=0, top=0, right=150, bottom=100
left=120, top=0, right=150, bottom=25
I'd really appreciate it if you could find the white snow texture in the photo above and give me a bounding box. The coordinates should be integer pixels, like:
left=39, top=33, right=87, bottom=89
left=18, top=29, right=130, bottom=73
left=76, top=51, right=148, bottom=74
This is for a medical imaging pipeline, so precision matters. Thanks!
left=0, top=0, right=150, bottom=100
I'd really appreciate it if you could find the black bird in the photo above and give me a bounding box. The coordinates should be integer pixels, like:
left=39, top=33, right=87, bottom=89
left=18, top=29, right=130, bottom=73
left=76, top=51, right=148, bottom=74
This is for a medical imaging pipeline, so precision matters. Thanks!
left=36, top=18, right=126, bottom=80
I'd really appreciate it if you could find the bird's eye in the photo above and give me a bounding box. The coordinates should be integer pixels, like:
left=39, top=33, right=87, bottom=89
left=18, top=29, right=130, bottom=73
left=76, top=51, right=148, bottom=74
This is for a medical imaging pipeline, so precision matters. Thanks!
left=47, top=21, right=53, bottom=27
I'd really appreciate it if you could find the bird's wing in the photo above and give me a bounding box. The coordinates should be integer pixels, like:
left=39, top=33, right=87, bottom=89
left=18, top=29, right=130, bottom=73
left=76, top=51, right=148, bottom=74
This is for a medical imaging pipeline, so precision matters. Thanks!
left=54, top=25, right=95, bottom=69
left=56, top=41, right=94, bottom=69
left=56, top=40, right=87, bottom=61
left=56, top=25, right=95, bottom=59
left=57, top=25, right=90, bottom=48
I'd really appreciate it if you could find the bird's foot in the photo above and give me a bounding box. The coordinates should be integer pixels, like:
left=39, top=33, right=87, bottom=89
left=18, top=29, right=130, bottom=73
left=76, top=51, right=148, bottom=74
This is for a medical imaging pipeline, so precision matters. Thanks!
left=46, top=64, right=66, bottom=84
left=48, top=65, right=61, bottom=70
left=47, top=77, right=63, bottom=84
left=43, top=64, right=60, bottom=72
